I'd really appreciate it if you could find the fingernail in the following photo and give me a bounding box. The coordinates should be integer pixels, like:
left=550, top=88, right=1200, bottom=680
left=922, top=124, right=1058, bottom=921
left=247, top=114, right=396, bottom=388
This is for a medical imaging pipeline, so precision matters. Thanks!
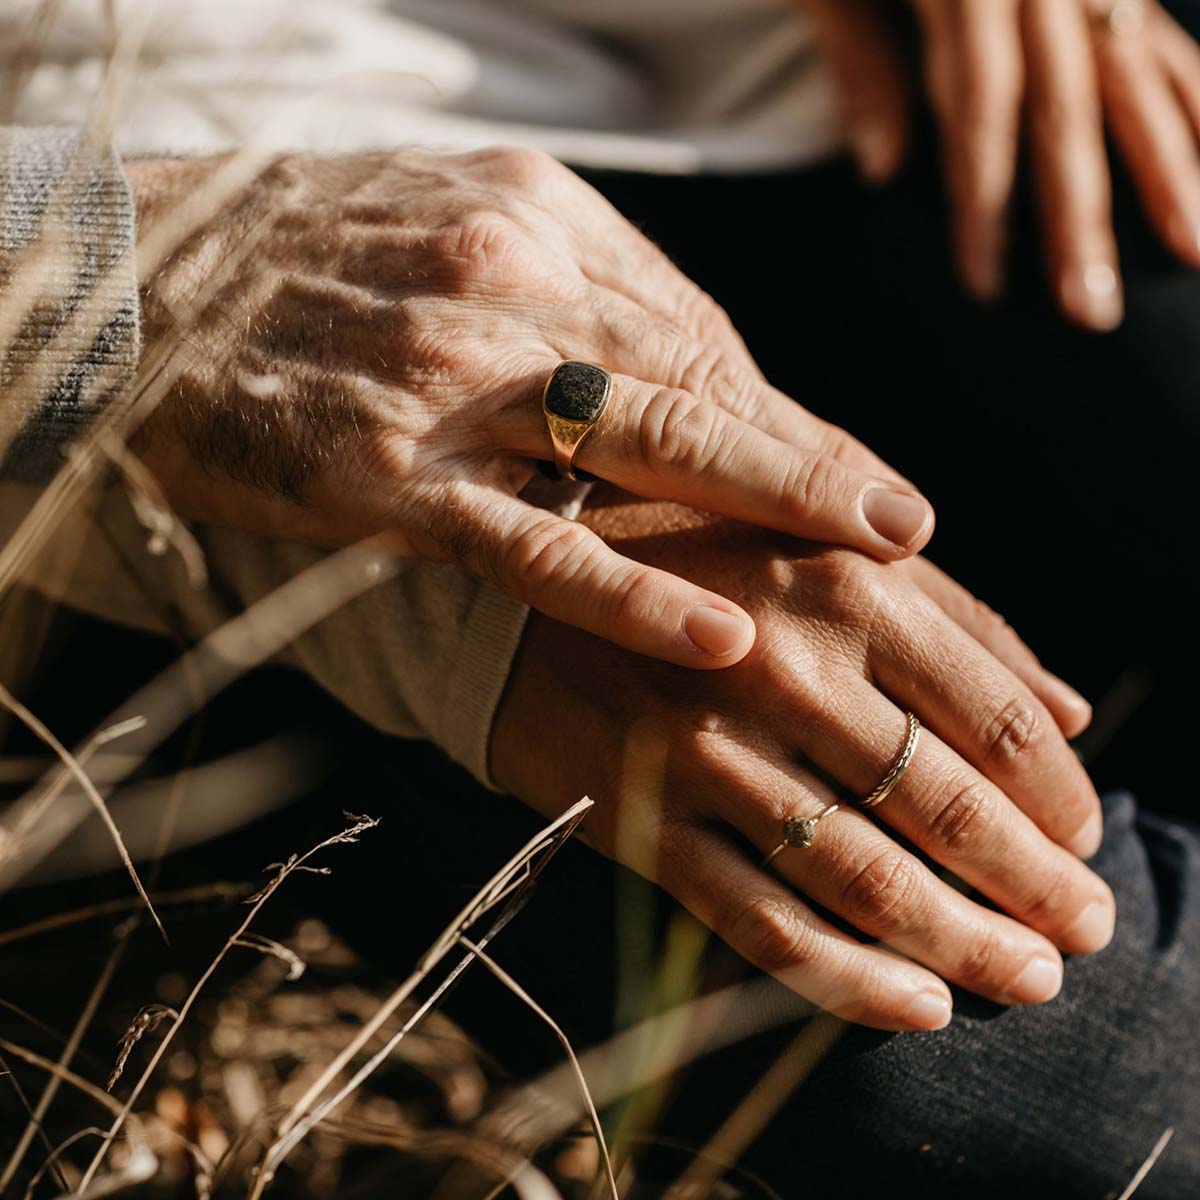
left=902, top=991, right=952, bottom=1031
left=848, top=122, right=895, bottom=184
left=1007, top=955, right=1063, bottom=1005
left=1065, top=809, right=1103, bottom=860
left=1043, top=673, right=1092, bottom=730
left=684, top=605, right=752, bottom=660
left=1062, top=263, right=1123, bottom=331
left=863, top=488, right=931, bottom=549
left=1063, top=898, right=1115, bottom=954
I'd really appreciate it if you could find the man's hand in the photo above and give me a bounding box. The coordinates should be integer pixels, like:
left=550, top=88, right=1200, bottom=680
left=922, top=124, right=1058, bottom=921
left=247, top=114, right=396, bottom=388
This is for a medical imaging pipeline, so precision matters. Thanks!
left=125, top=147, right=934, bottom=670
left=492, top=490, right=1109, bottom=1031
left=805, top=0, right=1200, bottom=329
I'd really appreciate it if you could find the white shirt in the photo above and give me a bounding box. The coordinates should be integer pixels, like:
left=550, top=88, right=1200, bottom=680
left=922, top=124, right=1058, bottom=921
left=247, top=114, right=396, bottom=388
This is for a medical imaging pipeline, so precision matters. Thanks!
left=7, top=0, right=843, bottom=172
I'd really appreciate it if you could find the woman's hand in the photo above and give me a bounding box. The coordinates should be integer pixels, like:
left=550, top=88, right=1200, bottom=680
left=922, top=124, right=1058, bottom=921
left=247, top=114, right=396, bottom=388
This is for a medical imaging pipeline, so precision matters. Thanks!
left=805, top=0, right=1200, bottom=329
left=127, top=147, right=934, bottom=670
left=492, top=490, right=1108, bottom=1032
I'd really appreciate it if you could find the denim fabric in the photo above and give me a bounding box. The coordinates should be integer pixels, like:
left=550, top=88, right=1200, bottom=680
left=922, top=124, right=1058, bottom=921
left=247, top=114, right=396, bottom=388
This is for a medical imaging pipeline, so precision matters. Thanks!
left=716, top=793, right=1200, bottom=1198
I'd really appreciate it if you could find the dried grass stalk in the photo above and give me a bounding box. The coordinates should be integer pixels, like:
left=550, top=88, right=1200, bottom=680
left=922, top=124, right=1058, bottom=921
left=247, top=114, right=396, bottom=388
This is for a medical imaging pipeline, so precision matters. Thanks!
left=458, top=936, right=618, bottom=1200
left=0, top=680, right=164, bottom=939
left=244, top=799, right=593, bottom=1199
left=107, top=1004, right=179, bottom=1092
left=71, top=812, right=380, bottom=1195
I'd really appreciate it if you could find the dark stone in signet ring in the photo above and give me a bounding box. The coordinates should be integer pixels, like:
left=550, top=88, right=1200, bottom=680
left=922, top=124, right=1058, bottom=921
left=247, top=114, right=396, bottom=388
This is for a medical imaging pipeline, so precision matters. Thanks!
left=544, top=361, right=612, bottom=423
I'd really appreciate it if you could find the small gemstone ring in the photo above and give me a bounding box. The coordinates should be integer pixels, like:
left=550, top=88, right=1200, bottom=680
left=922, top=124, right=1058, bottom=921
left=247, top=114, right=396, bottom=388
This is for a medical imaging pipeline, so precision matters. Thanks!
left=1089, top=0, right=1145, bottom=36
left=762, top=804, right=840, bottom=870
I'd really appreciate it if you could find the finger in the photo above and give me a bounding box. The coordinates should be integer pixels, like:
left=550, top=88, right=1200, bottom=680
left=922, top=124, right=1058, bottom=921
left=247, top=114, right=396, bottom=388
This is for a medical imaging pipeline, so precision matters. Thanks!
left=807, top=0, right=912, bottom=183
left=1023, top=0, right=1124, bottom=330
left=505, top=368, right=935, bottom=558
left=1155, top=5, right=1200, bottom=133
left=1095, top=16, right=1200, bottom=266
left=870, top=588, right=1102, bottom=857
left=796, top=687, right=1115, bottom=955
left=518, top=176, right=921, bottom=490
left=416, top=485, right=756, bottom=668
left=583, top=294, right=917, bottom=486
left=702, top=748, right=1066, bottom=1006
left=506, top=161, right=770, bottom=378
left=916, top=0, right=1024, bottom=299
left=661, top=821, right=953, bottom=1031
left=903, top=557, right=1092, bottom=737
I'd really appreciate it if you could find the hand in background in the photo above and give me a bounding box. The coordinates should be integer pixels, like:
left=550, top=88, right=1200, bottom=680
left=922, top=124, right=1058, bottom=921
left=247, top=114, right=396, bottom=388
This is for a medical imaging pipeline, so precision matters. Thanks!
left=128, top=147, right=933, bottom=670
left=805, top=0, right=1200, bottom=329
left=493, top=490, right=1106, bottom=1032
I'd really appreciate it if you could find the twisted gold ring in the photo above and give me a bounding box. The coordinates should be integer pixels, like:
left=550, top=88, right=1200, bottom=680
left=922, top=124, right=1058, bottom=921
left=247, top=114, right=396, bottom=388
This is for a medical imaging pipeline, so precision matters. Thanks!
left=1089, top=0, right=1145, bottom=36
left=860, top=711, right=921, bottom=810
left=762, top=805, right=840, bottom=869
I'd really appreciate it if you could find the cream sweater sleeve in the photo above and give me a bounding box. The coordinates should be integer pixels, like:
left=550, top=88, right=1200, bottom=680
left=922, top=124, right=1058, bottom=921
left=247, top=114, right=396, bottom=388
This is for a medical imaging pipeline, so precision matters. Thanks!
left=193, top=479, right=592, bottom=786
left=0, top=127, right=586, bottom=792
left=2, top=474, right=590, bottom=790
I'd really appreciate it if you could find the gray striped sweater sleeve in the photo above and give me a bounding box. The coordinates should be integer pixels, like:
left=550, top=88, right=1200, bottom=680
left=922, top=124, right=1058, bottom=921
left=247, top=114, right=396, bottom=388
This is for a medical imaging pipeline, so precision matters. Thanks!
left=0, top=127, right=139, bottom=482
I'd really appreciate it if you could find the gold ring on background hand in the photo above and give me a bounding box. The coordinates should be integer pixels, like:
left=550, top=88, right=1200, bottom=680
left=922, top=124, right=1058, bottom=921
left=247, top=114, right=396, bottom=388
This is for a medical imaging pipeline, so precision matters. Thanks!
left=762, top=805, right=840, bottom=869
left=541, top=360, right=613, bottom=481
left=1089, top=0, right=1146, bottom=37
left=860, top=711, right=921, bottom=810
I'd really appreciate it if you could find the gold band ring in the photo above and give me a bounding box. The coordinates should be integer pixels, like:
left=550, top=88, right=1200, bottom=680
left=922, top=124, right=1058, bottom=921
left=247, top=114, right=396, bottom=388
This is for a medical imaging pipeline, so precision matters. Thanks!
left=542, top=360, right=613, bottom=481
left=860, top=710, right=921, bottom=809
left=1089, top=0, right=1145, bottom=36
left=762, top=805, right=840, bottom=869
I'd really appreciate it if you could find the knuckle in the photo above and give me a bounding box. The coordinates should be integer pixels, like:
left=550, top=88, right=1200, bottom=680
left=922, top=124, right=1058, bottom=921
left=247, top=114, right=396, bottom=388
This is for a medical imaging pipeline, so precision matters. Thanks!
left=812, top=423, right=862, bottom=467
left=681, top=285, right=743, bottom=345
left=437, top=209, right=529, bottom=282
left=927, top=779, right=996, bottom=856
left=503, top=517, right=591, bottom=591
left=681, top=343, right=763, bottom=427
left=603, top=562, right=663, bottom=633
left=640, top=386, right=721, bottom=475
left=677, top=341, right=732, bottom=397
left=954, top=927, right=1005, bottom=991
left=838, top=851, right=923, bottom=935
left=785, top=452, right=842, bottom=516
left=358, top=429, right=418, bottom=484
left=1016, top=864, right=1075, bottom=929
left=676, top=343, right=763, bottom=424
left=468, top=144, right=562, bottom=192
left=724, top=895, right=814, bottom=975
left=981, top=697, right=1044, bottom=769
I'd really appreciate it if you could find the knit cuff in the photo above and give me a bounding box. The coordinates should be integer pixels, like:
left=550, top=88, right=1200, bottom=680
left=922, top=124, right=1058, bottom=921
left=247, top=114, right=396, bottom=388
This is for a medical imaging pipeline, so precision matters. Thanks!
left=436, top=477, right=593, bottom=790
left=0, top=126, right=140, bottom=483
